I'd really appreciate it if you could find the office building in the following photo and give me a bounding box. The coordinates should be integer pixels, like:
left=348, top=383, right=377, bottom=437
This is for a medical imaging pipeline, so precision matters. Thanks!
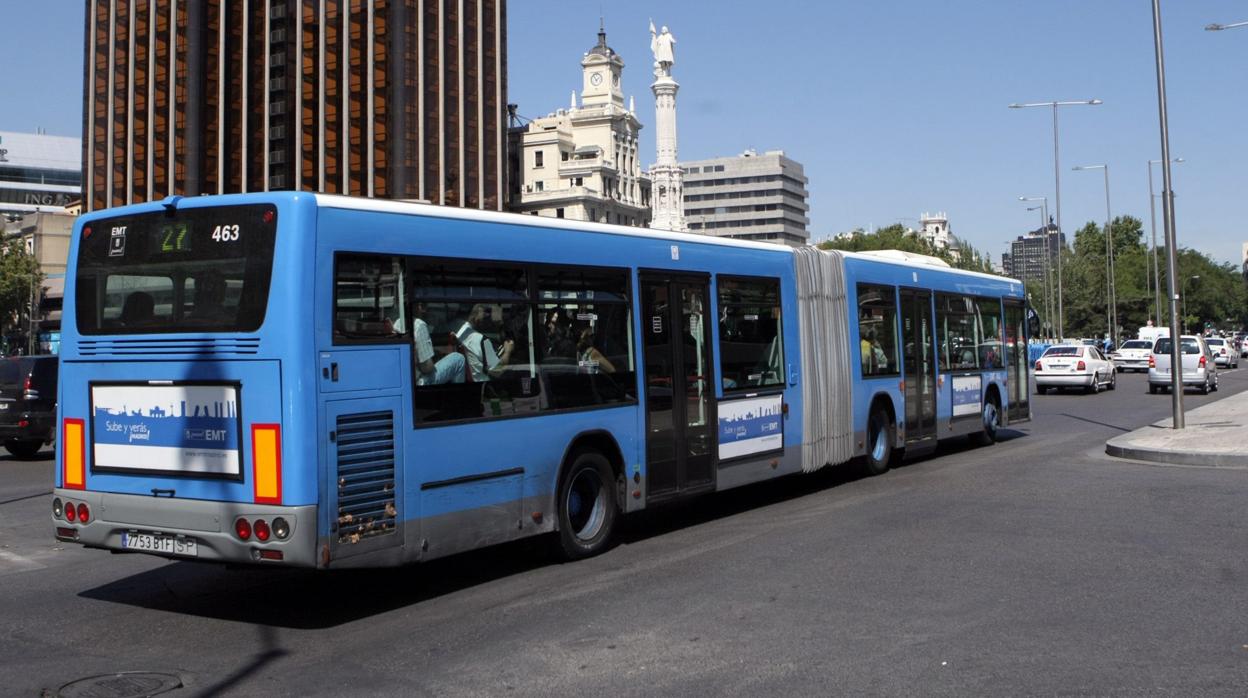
left=0, top=131, right=81, bottom=217
left=681, top=150, right=810, bottom=247
left=1003, top=223, right=1063, bottom=283
left=83, top=0, right=507, bottom=212
left=507, top=26, right=650, bottom=226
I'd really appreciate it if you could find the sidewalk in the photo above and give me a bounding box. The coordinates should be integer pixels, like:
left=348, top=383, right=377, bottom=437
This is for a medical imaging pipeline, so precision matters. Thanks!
left=1106, top=389, right=1248, bottom=467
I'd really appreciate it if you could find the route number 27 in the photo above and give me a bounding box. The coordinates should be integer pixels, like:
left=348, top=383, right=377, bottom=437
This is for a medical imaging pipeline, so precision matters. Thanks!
left=212, top=224, right=241, bottom=242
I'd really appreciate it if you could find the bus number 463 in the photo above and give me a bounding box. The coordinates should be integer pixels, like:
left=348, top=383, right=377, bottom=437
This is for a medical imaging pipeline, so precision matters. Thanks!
left=212, top=224, right=240, bottom=242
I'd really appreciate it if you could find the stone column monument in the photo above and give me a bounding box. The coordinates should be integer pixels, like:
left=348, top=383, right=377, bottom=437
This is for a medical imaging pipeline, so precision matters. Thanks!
left=648, top=21, right=688, bottom=232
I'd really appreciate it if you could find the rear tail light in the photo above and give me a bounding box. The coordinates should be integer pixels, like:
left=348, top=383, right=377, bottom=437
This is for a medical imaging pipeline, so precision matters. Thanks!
left=1149, top=355, right=1156, bottom=368
left=1077, top=360, right=1086, bottom=371
left=22, top=376, right=37, bottom=400
left=76, top=503, right=90, bottom=524
left=272, top=517, right=290, bottom=540
left=1035, top=360, right=1043, bottom=371
left=65, top=503, right=77, bottom=522
left=234, top=518, right=252, bottom=540
left=52, top=498, right=63, bottom=518
left=253, top=519, right=271, bottom=542
left=1199, top=355, right=1207, bottom=368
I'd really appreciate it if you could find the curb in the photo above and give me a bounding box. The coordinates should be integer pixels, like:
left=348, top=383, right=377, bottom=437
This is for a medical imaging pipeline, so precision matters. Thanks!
left=1104, top=438, right=1248, bottom=469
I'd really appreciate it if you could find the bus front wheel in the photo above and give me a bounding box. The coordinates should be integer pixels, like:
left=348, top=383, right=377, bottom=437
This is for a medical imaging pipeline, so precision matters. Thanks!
left=555, top=450, right=618, bottom=560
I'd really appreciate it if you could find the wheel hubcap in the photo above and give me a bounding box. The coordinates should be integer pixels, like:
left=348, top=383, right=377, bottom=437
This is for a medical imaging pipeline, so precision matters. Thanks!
left=870, top=416, right=887, bottom=461
left=983, top=402, right=998, bottom=434
left=567, top=468, right=606, bottom=542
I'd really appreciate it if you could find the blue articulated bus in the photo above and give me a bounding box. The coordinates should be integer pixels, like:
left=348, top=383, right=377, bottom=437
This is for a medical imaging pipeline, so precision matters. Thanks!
left=52, top=193, right=1030, bottom=568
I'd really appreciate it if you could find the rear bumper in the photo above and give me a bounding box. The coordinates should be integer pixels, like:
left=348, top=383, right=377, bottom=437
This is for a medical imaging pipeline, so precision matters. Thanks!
left=1148, top=370, right=1209, bottom=386
left=0, top=411, right=55, bottom=442
left=1113, top=358, right=1149, bottom=370
left=1035, top=373, right=1095, bottom=387
left=51, top=488, right=320, bottom=568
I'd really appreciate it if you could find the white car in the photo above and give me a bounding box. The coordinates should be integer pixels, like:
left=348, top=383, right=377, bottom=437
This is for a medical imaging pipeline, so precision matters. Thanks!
left=1035, top=344, right=1117, bottom=394
left=1205, top=337, right=1239, bottom=368
left=1111, top=339, right=1153, bottom=373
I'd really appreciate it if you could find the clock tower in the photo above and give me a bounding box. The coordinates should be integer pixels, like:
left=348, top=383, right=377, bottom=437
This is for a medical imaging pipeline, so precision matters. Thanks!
left=580, top=23, right=624, bottom=108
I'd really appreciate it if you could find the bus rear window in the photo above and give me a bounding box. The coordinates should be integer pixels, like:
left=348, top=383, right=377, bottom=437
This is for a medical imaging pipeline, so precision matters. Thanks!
left=75, top=205, right=277, bottom=334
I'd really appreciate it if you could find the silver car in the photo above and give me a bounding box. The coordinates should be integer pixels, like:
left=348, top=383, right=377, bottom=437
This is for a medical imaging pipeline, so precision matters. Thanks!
left=1148, top=335, right=1218, bottom=394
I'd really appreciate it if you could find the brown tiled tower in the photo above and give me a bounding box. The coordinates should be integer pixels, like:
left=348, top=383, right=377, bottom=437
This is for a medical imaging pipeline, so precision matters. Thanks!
left=83, top=0, right=507, bottom=212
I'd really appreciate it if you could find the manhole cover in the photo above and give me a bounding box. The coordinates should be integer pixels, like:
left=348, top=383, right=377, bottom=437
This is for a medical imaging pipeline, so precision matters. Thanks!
left=56, top=672, right=183, bottom=698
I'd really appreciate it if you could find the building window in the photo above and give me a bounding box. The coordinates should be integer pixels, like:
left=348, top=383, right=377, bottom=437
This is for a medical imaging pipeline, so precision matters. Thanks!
left=535, top=151, right=544, bottom=168
left=556, top=208, right=565, bottom=219
left=535, top=181, right=543, bottom=192
left=561, top=151, right=569, bottom=162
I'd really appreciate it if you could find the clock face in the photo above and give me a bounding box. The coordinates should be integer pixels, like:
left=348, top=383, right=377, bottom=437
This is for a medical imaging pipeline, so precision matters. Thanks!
left=590, top=72, right=603, bottom=86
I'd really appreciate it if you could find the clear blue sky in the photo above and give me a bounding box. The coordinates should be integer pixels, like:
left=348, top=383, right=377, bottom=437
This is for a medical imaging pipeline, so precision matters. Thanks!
left=3, top=1, right=1245, bottom=264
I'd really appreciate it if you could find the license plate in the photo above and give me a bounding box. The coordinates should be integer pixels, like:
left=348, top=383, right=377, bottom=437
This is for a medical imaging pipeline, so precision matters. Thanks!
left=1050, top=363, right=1068, bottom=369
left=122, top=531, right=198, bottom=557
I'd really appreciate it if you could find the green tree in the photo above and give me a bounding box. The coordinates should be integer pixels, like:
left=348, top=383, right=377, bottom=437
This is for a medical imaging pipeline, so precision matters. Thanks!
left=0, top=237, right=44, bottom=352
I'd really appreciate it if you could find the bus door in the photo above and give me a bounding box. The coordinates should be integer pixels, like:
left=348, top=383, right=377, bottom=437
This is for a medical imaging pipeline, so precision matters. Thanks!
left=639, top=272, right=716, bottom=500
left=1004, top=299, right=1030, bottom=422
left=900, top=288, right=937, bottom=446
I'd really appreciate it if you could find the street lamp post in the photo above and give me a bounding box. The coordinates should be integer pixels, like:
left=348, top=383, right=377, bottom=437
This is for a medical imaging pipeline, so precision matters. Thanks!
left=1151, top=0, right=1185, bottom=428
left=1148, top=158, right=1183, bottom=325
left=1182, top=275, right=1200, bottom=333
left=1020, top=196, right=1052, bottom=338
left=1009, top=98, right=1102, bottom=340
left=1073, top=164, right=1117, bottom=347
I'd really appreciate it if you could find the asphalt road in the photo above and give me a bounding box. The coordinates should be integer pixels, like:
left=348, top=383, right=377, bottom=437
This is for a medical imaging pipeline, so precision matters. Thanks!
left=3, top=368, right=1248, bottom=696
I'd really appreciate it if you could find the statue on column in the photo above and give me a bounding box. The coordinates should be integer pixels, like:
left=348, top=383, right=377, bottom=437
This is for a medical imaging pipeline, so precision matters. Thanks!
left=649, top=20, right=676, bottom=77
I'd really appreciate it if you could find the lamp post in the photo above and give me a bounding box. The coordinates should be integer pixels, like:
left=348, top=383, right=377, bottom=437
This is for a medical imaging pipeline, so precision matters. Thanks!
left=1151, top=0, right=1185, bottom=428
left=1182, top=275, right=1200, bottom=334
left=1073, top=164, right=1117, bottom=347
left=1206, top=20, right=1248, bottom=31
left=1020, top=196, right=1052, bottom=338
left=1009, top=98, right=1102, bottom=340
left=1148, top=158, right=1183, bottom=325
left=1025, top=205, right=1051, bottom=336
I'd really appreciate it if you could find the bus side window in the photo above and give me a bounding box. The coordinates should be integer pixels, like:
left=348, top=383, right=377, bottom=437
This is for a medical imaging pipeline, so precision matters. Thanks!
left=718, top=276, right=783, bottom=391
left=856, top=283, right=899, bottom=377
left=333, top=254, right=407, bottom=342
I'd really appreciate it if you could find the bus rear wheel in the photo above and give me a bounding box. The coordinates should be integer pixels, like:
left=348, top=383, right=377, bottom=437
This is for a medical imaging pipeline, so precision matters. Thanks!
left=555, top=450, right=618, bottom=560
left=862, top=405, right=894, bottom=476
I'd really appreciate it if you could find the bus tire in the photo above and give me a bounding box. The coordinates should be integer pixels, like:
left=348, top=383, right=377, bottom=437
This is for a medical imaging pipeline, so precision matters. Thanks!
left=862, top=405, right=894, bottom=476
left=555, top=450, right=618, bottom=560
left=971, top=393, right=1001, bottom=446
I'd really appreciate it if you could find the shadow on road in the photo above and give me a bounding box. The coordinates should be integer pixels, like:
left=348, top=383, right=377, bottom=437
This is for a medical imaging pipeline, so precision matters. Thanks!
left=77, top=430, right=1025, bottom=629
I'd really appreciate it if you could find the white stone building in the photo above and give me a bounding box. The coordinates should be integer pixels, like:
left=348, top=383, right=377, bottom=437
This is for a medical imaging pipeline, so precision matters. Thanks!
left=680, top=150, right=810, bottom=247
left=507, top=27, right=651, bottom=226
left=918, top=211, right=953, bottom=250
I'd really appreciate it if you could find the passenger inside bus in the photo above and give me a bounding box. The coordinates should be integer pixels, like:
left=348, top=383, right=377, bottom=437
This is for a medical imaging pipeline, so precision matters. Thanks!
left=575, top=324, right=616, bottom=374
left=120, top=291, right=155, bottom=327
left=412, top=301, right=465, bottom=385
left=455, top=304, right=515, bottom=381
